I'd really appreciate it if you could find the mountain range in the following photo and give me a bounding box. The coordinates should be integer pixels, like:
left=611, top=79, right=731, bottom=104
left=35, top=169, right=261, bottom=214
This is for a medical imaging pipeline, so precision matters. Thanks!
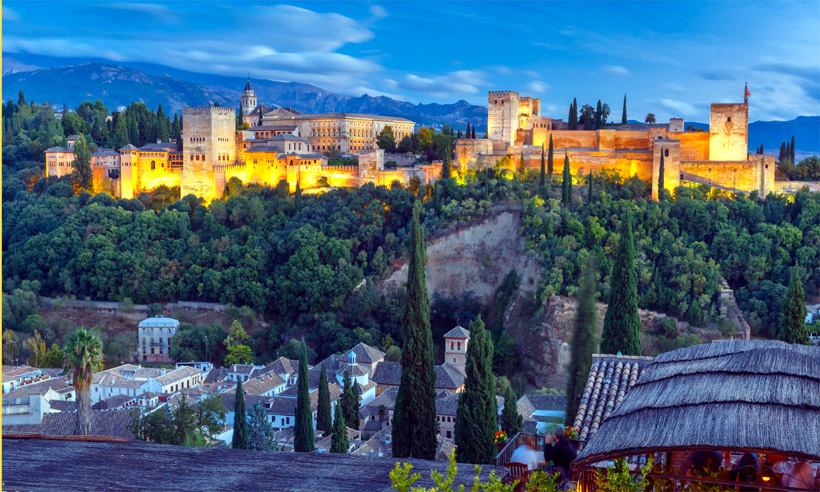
left=3, top=53, right=818, bottom=154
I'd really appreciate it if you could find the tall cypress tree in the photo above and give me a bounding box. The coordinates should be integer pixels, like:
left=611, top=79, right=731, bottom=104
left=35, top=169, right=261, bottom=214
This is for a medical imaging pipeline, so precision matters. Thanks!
left=499, top=385, right=523, bottom=437
left=778, top=268, right=809, bottom=344
left=114, top=116, right=129, bottom=150
left=779, top=142, right=786, bottom=163
left=571, top=99, right=578, bottom=130
left=71, top=134, right=93, bottom=192
left=790, top=136, right=796, bottom=162
left=316, top=365, right=332, bottom=436
left=293, top=340, right=314, bottom=452
left=237, top=106, right=244, bottom=130
left=442, top=154, right=452, bottom=180
left=341, top=370, right=358, bottom=430
left=231, top=379, right=249, bottom=449
left=600, top=212, right=642, bottom=355
left=392, top=202, right=437, bottom=460
left=454, top=316, right=497, bottom=464
left=547, top=134, right=554, bottom=179
left=465, top=122, right=471, bottom=140
left=471, top=126, right=476, bottom=139
left=562, top=153, right=572, bottom=206
left=330, top=403, right=349, bottom=453
left=588, top=170, right=593, bottom=202
left=565, top=257, right=599, bottom=424
left=657, top=152, right=665, bottom=200
left=595, top=100, right=603, bottom=129
left=539, top=144, right=546, bottom=189
left=622, top=94, right=627, bottom=125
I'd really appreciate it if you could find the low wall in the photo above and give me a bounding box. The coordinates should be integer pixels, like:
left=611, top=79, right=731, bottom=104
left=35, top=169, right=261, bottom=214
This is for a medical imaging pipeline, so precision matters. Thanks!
left=384, top=153, right=423, bottom=167
left=773, top=181, right=820, bottom=193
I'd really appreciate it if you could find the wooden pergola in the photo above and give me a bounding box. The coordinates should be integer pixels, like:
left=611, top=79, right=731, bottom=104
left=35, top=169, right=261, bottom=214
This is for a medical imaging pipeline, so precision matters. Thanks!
left=572, top=341, right=820, bottom=491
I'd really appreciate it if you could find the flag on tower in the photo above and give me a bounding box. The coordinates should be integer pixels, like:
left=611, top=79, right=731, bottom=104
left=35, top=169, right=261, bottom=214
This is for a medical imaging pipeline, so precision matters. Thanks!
left=744, top=83, right=750, bottom=103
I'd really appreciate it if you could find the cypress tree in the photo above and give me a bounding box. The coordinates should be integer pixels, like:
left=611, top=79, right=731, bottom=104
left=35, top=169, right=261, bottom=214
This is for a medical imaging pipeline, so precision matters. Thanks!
left=519, top=154, right=523, bottom=175
left=316, top=365, right=332, bottom=436
left=454, top=316, right=497, bottom=464
left=351, top=381, right=360, bottom=430
left=785, top=141, right=791, bottom=163
left=341, top=370, right=357, bottom=429
left=237, top=106, right=244, bottom=130
left=565, top=257, right=599, bottom=424
left=127, top=115, right=139, bottom=145
left=568, top=102, right=574, bottom=130
left=588, top=170, right=593, bottom=202
left=114, top=116, right=129, bottom=150
left=790, top=136, right=796, bottom=162
left=258, top=108, right=263, bottom=127
left=658, top=152, right=665, bottom=200
left=294, top=181, right=303, bottom=210
left=392, top=202, right=437, bottom=460
left=293, top=340, right=314, bottom=452
left=547, top=134, right=554, bottom=179
left=600, top=212, right=642, bottom=355
left=465, top=122, right=470, bottom=139
left=471, top=126, right=476, bottom=139
left=778, top=268, right=809, bottom=344
left=562, top=153, right=572, bottom=206
left=499, top=385, right=523, bottom=437
left=596, top=100, right=603, bottom=129
left=571, top=99, right=578, bottom=130
left=779, top=142, right=786, bottom=163
left=622, top=94, right=627, bottom=125
left=71, top=134, right=93, bottom=192
left=231, top=379, right=249, bottom=449
left=330, top=402, right=349, bottom=453
left=442, top=154, right=452, bottom=179
left=539, top=144, right=546, bottom=189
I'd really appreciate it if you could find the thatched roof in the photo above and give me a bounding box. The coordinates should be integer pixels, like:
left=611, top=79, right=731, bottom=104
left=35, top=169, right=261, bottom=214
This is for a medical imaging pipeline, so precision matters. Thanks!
left=2, top=437, right=505, bottom=491
left=574, top=341, right=820, bottom=467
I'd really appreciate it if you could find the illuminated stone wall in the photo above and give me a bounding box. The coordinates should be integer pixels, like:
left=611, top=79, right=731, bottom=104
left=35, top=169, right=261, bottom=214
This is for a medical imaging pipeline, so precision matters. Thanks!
left=455, top=139, right=494, bottom=171
left=45, top=150, right=74, bottom=178
left=709, top=103, right=748, bottom=161
left=182, top=107, right=236, bottom=201
left=652, top=138, right=681, bottom=200
left=358, top=148, right=384, bottom=186
left=680, top=155, right=773, bottom=195
left=488, top=91, right=520, bottom=146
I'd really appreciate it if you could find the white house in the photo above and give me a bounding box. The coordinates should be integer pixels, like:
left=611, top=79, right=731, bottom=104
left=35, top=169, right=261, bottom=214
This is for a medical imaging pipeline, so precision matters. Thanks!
left=138, top=316, right=180, bottom=363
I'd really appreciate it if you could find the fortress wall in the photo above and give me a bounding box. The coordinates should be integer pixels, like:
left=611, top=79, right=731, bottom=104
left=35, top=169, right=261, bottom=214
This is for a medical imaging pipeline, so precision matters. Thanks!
left=533, top=130, right=598, bottom=149
left=515, top=150, right=653, bottom=181
left=455, top=139, right=494, bottom=171
left=653, top=140, right=681, bottom=200
left=709, top=103, right=748, bottom=161
left=670, top=131, right=710, bottom=160
left=774, top=181, right=820, bottom=193
left=613, top=131, right=653, bottom=151
left=681, top=159, right=766, bottom=194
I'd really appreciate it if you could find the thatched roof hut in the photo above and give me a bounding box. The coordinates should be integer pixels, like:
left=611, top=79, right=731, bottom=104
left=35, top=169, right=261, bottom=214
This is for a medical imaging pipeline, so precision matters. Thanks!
left=574, top=340, right=820, bottom=467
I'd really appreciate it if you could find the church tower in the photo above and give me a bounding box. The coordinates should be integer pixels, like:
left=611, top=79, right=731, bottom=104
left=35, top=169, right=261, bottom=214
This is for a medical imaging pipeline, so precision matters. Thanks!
left=443, top=325, right=470, bottom=374
left=241, top=77, right=257, bottom=116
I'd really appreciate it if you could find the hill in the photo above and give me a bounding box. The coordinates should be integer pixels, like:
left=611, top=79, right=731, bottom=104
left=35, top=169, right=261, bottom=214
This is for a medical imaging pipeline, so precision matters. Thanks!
left=1, top=58, right=488, bottom=128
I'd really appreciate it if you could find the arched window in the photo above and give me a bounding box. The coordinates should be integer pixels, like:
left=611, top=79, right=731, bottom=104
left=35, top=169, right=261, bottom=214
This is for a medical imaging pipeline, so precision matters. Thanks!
left=151, top=161, right=156, bottom=170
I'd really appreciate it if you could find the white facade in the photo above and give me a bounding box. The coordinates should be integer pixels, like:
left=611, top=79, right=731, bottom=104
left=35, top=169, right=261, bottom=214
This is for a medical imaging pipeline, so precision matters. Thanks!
left=138, top=316, right=180, bottom=363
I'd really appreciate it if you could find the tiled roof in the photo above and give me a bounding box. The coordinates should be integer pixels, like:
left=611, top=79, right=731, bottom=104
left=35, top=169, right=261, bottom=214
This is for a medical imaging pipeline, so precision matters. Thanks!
left=92, top=394, right=136, bottom=410
left=443, top=326, right=470, bottom=339
left=280, top=113, right=413, bottom=123
left=435, top=364, right=465, bottom=390
left=119, top=144, right=139, bottom=151
left=219, top=392, right=270, bottom=413
left=516, top=394, right=567, bottom=420
left=372, top=361, right=402, bottom=386
left=49, top=400, right=78, bottom=412
left=245, top=145, right=284, bottom=153
left=359, top=387, right=398, bottom=417
left=373, top=361, right=464, bottom=391
left=436, top=435, right=457, bottom=461
left=268, top=385, right=342, bottom=416
left=573, top=353, right=653, bottom=441
left=350, top=343, right=385, bottom=364
left=2, top=409, right=135, bottom=439
left=45, top=146, right=72, bottom=152
left=203, top=367, right=229, bottom=384
left=138, top=316, right=179, bottom=328
left=229, top=364, right=256, bottom=375
left=138, top=142, right=176, bottom=151
left=435, top=393, right=504, bottom=417
left=133, top=368, right=164, bottom=379
left=4, top=378, right=72, bottom=399
left=249, top=124, right=297, bottom=131
left=155, top=366, right=201, bottom=386
left=241, top=372, right=286, bottom=396
left=268, top=134, right=309, bottom=142
left=256, top=357, right=298, bottom=378
left=3, top=365, right=41, bottom=378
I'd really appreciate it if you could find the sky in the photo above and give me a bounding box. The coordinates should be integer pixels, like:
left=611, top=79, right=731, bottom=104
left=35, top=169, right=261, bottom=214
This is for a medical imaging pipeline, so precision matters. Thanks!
left=2, top=1, right=819, bottom=122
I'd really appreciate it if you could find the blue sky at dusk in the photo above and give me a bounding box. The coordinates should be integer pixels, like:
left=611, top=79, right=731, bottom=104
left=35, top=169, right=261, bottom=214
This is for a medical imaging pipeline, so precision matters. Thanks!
left=3, top=1, right=818, bottom=122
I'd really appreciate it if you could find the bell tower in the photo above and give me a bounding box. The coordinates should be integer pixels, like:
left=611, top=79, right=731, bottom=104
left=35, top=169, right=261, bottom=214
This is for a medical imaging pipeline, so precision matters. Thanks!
left=241, top=76, right=257, bottom=116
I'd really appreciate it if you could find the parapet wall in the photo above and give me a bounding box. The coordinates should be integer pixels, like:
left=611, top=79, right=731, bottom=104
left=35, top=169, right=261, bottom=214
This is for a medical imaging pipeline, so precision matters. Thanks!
left=680, top=156, right=772, bottom=195
left=773, top=181, right=820, bottom=193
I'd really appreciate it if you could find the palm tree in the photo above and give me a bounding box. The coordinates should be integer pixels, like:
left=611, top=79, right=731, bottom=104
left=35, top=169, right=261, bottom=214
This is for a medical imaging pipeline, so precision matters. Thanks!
left=64, top=327, right=104, bottom=435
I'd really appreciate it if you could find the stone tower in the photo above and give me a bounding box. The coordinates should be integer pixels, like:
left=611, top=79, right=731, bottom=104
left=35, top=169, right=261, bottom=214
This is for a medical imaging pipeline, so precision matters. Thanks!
left=241, top=77, right=257, bottom=116
left=181, top=106, right=236, bottom=201
left=652, top=137, right=681, bottom=200
left=488, top=91, right=520, bottom=147
left=443, top=325, right=470, bottom=374
left=709, top=102, right=748, bottom=161
left=118, top=144, right=138, bottom=200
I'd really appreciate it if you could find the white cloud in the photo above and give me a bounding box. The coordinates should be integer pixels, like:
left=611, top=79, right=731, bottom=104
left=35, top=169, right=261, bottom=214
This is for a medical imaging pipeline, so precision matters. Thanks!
left=369, top=5, right=388, bottom=19
left=524, top=70, right=540, bottom=79
left=527, top=81, right=549, bottom=93
left=603, top=65, right=630, bottom=76
left=397, top=70, right=487, bottom=98
left=659, top=98, right=697, bottom=116
left=3, top=6, right=20, bottom=21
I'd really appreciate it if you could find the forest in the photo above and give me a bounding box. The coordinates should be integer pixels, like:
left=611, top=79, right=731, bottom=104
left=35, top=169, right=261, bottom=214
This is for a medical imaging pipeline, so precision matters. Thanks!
left=3, top=94, right=820, bottom=379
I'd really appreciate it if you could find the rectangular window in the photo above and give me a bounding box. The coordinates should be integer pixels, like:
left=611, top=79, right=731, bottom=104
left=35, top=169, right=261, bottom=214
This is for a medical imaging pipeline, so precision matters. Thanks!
left=664, top=149, right=669, bottom=157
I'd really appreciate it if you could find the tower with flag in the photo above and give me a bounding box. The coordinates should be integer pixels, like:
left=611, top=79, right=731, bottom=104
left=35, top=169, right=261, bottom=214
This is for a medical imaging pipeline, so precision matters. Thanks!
left=744, top=82, right=750, bottom=104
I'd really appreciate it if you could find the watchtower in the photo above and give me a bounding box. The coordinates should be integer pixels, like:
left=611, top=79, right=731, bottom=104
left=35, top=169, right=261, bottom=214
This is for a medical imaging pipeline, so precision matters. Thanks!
left=488, top=91, right=520, bottom=147
left=443, top=325, right=470, bottom=374
left=709, top=103, right=748, bottom=161
left=181, top=106, right=236, bottom=201
left=241, top=77, right=257, bottom=116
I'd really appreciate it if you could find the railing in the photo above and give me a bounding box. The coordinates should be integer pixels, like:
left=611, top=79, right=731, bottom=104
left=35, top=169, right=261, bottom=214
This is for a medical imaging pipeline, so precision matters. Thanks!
left=495, top=432, right=546, bottom=467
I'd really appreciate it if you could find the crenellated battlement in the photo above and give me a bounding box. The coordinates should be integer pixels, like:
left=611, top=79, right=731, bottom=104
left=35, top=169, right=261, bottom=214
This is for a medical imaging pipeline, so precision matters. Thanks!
left=488, top=90, right=518, bottom=99
left=184, top=106, right=235, bottom=116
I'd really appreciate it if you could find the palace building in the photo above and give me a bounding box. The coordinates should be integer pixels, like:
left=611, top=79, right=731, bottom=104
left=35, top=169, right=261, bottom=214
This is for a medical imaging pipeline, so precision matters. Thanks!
left=45, top=78, right=440, bottom=202
left=456, top=85, right=777, bottom=198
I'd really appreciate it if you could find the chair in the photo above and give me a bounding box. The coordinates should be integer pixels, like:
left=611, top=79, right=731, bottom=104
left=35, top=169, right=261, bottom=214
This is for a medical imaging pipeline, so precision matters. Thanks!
left=506, top=462, right=531, bottom=490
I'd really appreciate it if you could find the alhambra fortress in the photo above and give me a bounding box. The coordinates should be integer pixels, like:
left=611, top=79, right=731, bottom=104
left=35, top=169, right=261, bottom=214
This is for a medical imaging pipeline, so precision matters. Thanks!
left=46, top=80, right=810, bottom=201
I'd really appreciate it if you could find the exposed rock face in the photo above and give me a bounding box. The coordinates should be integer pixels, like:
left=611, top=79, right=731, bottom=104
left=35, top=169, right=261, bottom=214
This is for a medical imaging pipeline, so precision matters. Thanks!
left=381, top=210, right=542, bottom=304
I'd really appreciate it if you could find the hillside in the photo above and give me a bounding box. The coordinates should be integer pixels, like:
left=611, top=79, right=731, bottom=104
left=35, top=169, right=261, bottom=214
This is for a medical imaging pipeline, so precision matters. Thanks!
left=1, top=58, right=488, bottom=127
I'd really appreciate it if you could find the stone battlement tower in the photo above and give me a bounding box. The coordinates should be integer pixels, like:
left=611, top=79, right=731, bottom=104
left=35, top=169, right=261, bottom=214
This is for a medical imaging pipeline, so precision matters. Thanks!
left=181, top=106, right=236, bottom=201
left=488, top=91, right=520, bottom=147
left=241, top=78, right=257, bottom=116
left=709, top=103, right=748, bottom=161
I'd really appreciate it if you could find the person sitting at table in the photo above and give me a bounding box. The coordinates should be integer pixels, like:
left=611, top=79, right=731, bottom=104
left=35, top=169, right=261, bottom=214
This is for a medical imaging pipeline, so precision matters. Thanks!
left=543, top=426, right=577, bottom=478
left=729, top=452, right=758, bottom=491
left=782, top=461, right=816, bottom=490
left=509, top=443, right=540, bottom=471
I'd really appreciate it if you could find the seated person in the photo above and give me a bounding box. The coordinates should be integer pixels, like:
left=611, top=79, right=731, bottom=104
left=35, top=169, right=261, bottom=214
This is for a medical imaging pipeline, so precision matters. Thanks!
left=687, top=450, right=723, bottom=476
left=782, top=461, right=816, bottom=490
left=543, top=426, right=577, bottom=476
left=729, top=452, right=758, bottom=491
left=509, top=443, right=539, bottom=471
